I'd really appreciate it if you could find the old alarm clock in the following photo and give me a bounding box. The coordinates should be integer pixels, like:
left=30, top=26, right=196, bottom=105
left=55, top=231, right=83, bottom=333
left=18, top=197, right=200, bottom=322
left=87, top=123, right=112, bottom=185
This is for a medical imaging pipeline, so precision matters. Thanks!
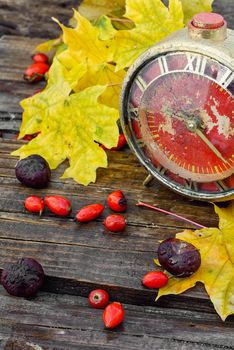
left=120, top=12, right=234, bottom=201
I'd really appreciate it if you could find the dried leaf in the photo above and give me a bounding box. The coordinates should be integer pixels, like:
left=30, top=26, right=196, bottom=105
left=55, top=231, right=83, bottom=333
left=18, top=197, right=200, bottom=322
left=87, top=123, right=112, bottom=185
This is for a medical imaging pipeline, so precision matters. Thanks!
left=156, top=202, right=234, bottom=321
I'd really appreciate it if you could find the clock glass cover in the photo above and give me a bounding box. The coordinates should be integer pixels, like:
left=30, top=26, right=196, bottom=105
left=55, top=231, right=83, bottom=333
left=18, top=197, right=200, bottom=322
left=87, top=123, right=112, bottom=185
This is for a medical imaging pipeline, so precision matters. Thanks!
left=124, top=51, right=234, bottom=199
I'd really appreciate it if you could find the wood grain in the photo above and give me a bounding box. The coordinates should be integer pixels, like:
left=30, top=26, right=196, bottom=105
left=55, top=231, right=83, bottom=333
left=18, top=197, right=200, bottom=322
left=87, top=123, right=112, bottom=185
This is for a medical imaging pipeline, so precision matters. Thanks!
left=0, top=0, right=233, bottom=39
left=0, top=0, right=81, bottom=38
left=0, top=288, right=233, bottom=350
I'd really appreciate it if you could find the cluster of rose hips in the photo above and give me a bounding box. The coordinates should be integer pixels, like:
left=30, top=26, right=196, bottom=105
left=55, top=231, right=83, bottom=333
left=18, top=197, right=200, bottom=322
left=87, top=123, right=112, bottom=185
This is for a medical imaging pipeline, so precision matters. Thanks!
left=0, top=257, right=124, bottom=329
left=24, top=190, right=127, bottom=233
left=24, top=53, right=49, bottom=83
left=88, top=289, right=124, bottom=329
left=1, top=190, right=169, bottom=328
left=0, top=238, right=201, bottom=330
left=2, top=189, right=128, bottom=329
left=11, top=129, right=202, bottom=328
left=1, top=188, right=202, bottom=330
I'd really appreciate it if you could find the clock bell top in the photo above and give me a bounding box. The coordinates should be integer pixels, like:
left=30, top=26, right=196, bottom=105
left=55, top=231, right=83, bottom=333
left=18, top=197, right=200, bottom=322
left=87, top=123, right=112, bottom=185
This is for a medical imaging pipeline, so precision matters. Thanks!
left=188, top=12, right=227, bottom=41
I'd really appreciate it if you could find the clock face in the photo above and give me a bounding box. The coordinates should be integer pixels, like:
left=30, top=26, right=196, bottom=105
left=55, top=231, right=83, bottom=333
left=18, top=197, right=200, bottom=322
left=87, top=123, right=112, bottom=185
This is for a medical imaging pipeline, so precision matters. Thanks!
left=123, top=51, right=234, bottom=199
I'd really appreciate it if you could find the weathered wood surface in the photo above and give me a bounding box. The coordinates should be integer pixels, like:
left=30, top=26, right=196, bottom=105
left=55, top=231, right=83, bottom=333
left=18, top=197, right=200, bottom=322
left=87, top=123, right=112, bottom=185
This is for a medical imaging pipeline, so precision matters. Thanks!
left=0, top=141, right=218, bottom=310
left=0, top=0, right=234, bottom=349
left=0, top=287, right=234, bottom=350
left=0, top=0, right=81, bottom=38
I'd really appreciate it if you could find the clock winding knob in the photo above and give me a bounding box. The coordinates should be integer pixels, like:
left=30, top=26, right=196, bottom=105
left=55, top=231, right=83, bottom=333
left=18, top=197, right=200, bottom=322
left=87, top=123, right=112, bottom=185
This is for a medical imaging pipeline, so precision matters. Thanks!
left=188, top=12, right=227, bottom=41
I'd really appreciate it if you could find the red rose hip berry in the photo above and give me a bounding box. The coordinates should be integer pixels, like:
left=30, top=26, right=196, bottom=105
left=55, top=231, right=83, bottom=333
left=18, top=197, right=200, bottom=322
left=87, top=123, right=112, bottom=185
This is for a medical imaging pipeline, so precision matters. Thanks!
left=107, top=190, right=127, bottom=212
left=44, top=195, right=71, bottom=216
left=101, top=133, right=126, bottom=151
left=32, top=53, right=49, bottom=64
left=88, top=289, right=109, bottom=309
left=142, top=271, right=168, bottom=289
left=76, top=203, right=104, bottom=222
left=103, top=302, right=124, bottom=329
left=103, top=214, right=126, bottom=232
left=24, top=62, right=49, bottom=82
left=111, top=133, right=126, bottom=151
left=24, top=196, right=44, bottom=215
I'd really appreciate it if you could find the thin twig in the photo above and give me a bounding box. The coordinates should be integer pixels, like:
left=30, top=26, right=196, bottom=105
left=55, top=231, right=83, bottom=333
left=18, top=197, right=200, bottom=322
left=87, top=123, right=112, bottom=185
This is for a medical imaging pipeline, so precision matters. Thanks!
left=136, top=201, right=207, bottom=229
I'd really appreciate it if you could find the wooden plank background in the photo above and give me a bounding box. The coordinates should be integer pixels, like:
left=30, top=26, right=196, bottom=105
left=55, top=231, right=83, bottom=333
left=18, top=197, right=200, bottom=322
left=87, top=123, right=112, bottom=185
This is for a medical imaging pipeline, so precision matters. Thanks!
left=0, top=0, right=234, bottom=349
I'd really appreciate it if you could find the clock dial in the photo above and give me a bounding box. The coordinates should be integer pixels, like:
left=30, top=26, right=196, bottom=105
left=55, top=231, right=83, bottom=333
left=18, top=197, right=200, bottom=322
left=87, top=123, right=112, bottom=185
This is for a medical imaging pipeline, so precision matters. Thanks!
left=139, top=72, right=234, bottom=182
left=125, top=51, right=234, bottom=198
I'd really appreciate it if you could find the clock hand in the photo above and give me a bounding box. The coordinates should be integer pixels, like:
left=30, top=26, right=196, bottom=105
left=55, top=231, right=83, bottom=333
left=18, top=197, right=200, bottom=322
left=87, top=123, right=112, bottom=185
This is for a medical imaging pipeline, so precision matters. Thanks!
left=195, top=129, right=227, bottom=164
left=161, top=109, right=227, bottom=163
left=177, top=114, right=227, bottom=163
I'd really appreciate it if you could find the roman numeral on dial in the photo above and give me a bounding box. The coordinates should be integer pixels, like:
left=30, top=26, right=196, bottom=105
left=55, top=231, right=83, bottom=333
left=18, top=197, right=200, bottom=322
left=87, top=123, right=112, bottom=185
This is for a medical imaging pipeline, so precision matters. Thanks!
left=185, top=54, right=207, bottom=74
left=156, top=165, right=166, bottom=175
left=135, top=76, right=147, bottom=91
left=129, top=106, right=138, bottom=118
left=158, top=56, right=169, bottom=74
left=185, top=180, right=198, bottom=191
left=218, top=70, right=234, bottom=89
left=216, top=180, right=229, bottom=191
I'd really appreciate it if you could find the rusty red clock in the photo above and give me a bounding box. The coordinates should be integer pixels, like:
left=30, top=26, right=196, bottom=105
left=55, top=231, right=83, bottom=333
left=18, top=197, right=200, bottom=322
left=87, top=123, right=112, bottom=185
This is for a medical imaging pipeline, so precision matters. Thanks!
left=120, top=13, right=234, bottom=201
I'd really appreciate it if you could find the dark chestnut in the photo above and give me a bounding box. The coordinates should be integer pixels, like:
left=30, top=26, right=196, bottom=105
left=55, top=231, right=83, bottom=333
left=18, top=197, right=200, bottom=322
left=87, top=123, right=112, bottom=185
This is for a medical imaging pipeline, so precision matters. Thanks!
left=1, top=258, right=44, bottom=297
left=158, top=238, right=201, bottom=277
left=15, top=155, right=51, bottom=188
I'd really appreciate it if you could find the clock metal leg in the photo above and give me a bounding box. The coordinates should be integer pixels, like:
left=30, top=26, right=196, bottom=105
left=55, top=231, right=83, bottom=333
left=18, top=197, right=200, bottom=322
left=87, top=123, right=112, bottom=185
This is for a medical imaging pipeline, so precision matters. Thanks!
left=143, top=174, right=154, bottom=186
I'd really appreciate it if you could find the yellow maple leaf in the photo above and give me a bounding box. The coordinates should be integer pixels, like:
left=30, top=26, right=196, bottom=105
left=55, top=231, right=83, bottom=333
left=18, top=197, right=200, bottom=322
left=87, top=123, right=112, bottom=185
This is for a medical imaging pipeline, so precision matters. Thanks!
left=78, top=0, right=125, bottom=21
left=35, top=37, right=63, bottom=53
left=51, top=52, right=88, bottom=90
left=156, top=201, right=234, bottom=321
left=34, top=37, right=67, bottom=58
left=214, top=203, right=234, bottom=266
left=54, top=11, right=116, bottom=65
left=15, top=57, right=87, bottom=139
left=15, top=0, right=215, bottom=186
left=12, top=58, right=119, bottom=185
left=73, top=63, right=126, bottom=109
left=181, top=0, right=214, bottom=24
left=55, top=12, right=126, bottom=109
left=95, top=15, right=117, bottom=40
left=114, top=0, right=184, bottom=70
